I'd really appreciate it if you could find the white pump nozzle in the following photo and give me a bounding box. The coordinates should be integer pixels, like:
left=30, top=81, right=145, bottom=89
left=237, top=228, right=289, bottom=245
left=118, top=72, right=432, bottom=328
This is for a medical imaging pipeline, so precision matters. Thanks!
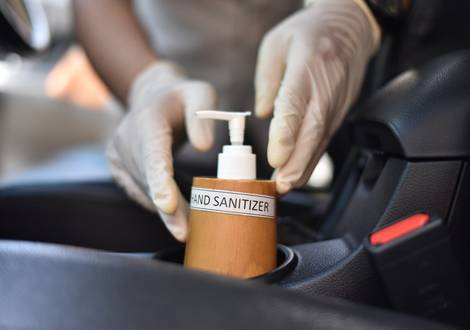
left=196, top=110, right=255, bottom=180
left=197, top=111, right=250, bottom=145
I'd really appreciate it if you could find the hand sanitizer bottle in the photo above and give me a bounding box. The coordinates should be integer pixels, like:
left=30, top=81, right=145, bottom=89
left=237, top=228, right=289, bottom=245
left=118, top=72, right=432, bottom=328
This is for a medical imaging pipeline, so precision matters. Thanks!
left=183, top=111, right=277, bottom=278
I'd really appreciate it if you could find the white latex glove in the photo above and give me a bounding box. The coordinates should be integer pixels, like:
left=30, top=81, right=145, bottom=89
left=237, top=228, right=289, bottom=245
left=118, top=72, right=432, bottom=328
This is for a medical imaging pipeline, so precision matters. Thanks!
left=107, top=62, right=216, bottom=241
left=255, top=0, right=381, bottom=194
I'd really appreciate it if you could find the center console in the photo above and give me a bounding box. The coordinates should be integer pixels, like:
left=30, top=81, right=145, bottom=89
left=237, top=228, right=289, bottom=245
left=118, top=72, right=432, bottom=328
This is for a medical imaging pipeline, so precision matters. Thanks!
left=1, top=51, right=470, bottom=325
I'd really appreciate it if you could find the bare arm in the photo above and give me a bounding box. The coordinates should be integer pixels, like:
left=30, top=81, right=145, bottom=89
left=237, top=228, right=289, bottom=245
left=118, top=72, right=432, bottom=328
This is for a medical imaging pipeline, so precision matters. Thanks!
left=73, top=0, right=157, bottom=103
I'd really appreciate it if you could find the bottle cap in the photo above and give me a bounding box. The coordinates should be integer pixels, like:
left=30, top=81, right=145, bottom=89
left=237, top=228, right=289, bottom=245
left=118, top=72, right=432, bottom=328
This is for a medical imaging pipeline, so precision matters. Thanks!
left=197, top=111, right=256, bottom=180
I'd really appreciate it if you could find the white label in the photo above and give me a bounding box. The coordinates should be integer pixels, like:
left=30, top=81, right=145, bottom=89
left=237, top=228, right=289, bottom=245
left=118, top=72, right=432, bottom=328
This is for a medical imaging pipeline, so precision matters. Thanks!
left=190, top=187, right=275, bottom=219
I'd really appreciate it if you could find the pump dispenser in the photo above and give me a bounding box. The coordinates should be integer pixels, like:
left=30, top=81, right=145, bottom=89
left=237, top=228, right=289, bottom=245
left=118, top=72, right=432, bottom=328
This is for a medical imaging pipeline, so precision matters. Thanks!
left=197, top=111, right=255, bottom=180
left=184, top=111, right=277, bottom=279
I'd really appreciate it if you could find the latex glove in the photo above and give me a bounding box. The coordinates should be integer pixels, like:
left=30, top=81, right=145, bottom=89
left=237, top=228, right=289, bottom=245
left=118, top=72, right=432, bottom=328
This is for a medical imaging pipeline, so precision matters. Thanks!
left=255, top=0, right=380, bottom=194
left=107, top=62, right=216, bottom=241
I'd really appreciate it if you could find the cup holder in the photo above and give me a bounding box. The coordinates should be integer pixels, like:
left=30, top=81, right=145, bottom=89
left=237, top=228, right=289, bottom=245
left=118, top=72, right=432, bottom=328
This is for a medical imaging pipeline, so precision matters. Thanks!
left=153, top=244, right=297, bottom=283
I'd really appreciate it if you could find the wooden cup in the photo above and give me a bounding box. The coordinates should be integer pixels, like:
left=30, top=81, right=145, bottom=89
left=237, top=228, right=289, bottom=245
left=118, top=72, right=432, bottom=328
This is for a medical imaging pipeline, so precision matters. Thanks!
left=184, top=177, right=277, bottom=278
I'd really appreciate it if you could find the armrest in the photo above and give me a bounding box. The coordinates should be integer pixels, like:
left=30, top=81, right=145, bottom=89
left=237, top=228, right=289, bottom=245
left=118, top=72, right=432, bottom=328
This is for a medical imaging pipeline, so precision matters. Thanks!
left=0, top=240, right=454, bottom=330
left=0, top=180, right=180, bottom=252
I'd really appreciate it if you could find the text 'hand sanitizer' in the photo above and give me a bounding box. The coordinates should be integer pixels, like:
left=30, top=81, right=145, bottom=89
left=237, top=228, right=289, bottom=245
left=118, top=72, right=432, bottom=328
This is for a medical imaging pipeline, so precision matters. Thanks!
left=183, top=111, right=277, bottom=278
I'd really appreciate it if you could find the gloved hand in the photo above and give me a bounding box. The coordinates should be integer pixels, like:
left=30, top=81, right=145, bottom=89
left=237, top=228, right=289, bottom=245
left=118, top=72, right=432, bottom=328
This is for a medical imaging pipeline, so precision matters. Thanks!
left=107, top=62, right=216, bottom=241
left=255, top=0, right=381, bottom=194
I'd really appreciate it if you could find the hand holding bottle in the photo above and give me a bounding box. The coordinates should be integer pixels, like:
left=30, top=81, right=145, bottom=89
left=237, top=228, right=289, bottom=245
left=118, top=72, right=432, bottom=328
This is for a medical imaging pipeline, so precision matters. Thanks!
left=107, top=62, right=216, bottom=241
left=255, top=0, right=381, bottom=193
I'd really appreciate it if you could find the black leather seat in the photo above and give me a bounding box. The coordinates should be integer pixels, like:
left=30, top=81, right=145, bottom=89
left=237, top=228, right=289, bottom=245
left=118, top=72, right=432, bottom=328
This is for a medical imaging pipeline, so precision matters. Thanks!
left=0, top=146, right=181, bottom=252
left=0, top=240, right=455, bottom=330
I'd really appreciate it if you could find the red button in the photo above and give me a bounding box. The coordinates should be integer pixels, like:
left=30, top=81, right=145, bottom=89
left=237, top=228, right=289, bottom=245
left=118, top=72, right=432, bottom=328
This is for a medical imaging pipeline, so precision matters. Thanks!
left=370, top=213, right=430, bottom=246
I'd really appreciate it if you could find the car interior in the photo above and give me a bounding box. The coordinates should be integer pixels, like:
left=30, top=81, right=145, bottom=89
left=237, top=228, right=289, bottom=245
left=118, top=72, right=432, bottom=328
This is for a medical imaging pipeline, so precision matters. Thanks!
left=0, top=1, right=469, bottom=329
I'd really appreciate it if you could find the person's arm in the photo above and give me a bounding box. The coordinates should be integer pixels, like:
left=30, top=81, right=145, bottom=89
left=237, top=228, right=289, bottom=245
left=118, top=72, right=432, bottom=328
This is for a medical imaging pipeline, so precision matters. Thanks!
left=73, top=0, right=157, bottom=103
left=75, top=0, right=217, bottom=242
left=255, top=0, right=381, bottom=194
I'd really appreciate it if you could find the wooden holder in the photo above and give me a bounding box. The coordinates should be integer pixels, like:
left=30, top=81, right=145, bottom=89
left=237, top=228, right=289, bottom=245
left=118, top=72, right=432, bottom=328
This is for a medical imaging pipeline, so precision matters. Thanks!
left=184, top=177, right=277, bottom=278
